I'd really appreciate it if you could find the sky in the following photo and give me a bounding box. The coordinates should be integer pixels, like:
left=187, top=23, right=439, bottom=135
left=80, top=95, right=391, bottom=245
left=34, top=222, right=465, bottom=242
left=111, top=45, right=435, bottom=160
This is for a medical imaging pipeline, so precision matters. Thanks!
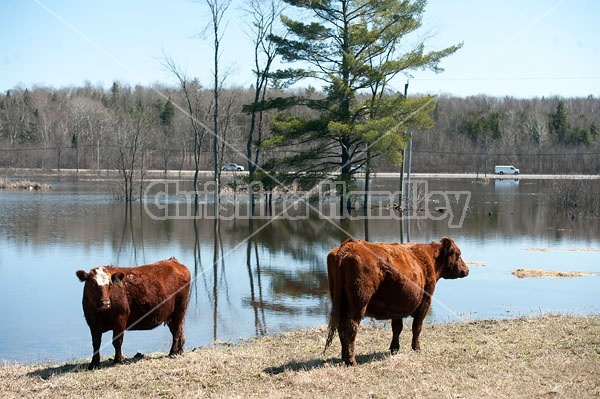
left=1, top=0, right=599, bottom=98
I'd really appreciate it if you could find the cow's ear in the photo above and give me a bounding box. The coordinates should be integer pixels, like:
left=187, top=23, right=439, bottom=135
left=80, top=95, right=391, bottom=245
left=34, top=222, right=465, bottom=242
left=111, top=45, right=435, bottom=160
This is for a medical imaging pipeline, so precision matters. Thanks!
left=112, top=272, right=125, bottom=285
left=76, top=270, right=89, bottom=282
left=440, top=237, right=453, bottom=254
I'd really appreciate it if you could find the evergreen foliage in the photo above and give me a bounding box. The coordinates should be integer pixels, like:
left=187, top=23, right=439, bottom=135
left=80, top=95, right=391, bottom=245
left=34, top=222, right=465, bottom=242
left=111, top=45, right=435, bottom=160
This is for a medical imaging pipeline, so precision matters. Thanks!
left=261, top=0, right=462, bottom=190
left=549, top=101, right=597, bottom=146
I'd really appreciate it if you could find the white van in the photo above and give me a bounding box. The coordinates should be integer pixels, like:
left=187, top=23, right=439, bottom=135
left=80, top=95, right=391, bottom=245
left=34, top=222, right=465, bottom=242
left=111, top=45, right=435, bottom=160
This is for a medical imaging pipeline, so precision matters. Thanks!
left=494, top=165, right=520, bottom=175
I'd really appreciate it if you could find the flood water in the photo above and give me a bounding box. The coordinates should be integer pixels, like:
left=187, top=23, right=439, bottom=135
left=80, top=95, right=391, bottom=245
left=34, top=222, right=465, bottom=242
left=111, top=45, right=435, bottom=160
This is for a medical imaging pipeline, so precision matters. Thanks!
left=0, top=175, right=598, bottom=364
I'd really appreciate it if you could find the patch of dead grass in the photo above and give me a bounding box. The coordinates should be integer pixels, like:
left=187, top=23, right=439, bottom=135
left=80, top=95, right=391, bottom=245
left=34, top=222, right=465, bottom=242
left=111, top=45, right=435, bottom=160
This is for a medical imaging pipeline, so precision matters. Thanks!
left=465, top=260, right=486, bottom=267
left=1, top=314, right=598, bottom=398
left=522, top=247, right=551, bottom=252
left=512, top=268, right=599, bottom=278
left=563, top=247, right=600, bottom=253
left=522, top=247, right=600, bottom=253
left=0, top=178, right=52, bottom=190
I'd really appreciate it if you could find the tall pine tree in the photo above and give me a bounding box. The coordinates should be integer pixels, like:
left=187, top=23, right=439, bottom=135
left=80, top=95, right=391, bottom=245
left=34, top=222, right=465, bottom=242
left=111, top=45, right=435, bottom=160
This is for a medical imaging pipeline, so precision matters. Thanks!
left=261, top=0, right=461, bottom=195
left=549, top=101, right=569, bottom=143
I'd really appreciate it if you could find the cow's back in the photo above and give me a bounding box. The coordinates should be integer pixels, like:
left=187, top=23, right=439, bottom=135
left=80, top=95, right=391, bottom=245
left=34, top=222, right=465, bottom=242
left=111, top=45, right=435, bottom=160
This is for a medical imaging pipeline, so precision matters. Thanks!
left=107, top=259, right=191, bottom=331
left=118, top=259, right=190, bottom=296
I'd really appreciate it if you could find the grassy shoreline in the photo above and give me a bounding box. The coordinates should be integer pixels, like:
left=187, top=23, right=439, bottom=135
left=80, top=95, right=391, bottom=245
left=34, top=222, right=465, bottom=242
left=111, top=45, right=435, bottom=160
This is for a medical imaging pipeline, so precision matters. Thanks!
left=1, top=314, right=598, bottom=398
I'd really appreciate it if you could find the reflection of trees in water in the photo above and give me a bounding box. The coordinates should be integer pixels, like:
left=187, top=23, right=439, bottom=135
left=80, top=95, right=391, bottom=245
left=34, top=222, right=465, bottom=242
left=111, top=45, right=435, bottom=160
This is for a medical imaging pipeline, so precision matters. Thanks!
left=6, top=178, right=599, bottom=250
left=246, top=214, right=354, bottom=259
left=235, top=214, right=357, bottom=329
left=190, top=203, right=203, bottom=329
left=246, top=217, right=266, bottom=336
left=190, top=203, right=230, bottom=341
left=247, top=268, right=330, bottom=318
left=115, top=203, right=146, bottom=265
left=211, top=217, right=231, bottom=341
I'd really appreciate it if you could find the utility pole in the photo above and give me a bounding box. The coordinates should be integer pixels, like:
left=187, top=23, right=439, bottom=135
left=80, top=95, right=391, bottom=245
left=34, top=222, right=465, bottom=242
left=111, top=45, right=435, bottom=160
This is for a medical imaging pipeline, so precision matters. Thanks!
left=399, top=80, right=409, bottom=206
left=403, top=80, right=413, bottom=243
left=404, top=80, right=413, bottom=214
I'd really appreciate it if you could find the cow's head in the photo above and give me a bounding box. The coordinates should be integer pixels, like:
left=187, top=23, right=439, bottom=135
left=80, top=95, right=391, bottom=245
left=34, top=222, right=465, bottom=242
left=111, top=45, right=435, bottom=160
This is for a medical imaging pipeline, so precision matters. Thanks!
left=76, top=267, right=124, bottom=311
left=437, top=237, right=469, bottom=279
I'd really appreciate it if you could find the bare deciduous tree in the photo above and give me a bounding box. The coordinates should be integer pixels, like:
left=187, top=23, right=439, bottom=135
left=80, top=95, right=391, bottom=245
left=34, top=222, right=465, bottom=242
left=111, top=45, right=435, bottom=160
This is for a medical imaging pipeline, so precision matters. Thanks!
left=201, top=0, right=232, bottom=214
left=242, top=0, right=284, bottom=207
left=164, top=57, right=209, bottom=200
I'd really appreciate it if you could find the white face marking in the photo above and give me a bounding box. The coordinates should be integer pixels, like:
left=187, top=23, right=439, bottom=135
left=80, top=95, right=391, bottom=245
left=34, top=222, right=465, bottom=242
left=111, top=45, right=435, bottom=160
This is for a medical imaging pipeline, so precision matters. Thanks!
left=94, top=267, right=110, bottom=286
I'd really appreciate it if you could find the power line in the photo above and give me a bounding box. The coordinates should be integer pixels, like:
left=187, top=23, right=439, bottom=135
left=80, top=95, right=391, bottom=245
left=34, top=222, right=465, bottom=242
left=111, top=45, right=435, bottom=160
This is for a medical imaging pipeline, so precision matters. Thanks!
left=414, top=76, right=600, bottom=82
left=413, top=149, right=600, bottom=157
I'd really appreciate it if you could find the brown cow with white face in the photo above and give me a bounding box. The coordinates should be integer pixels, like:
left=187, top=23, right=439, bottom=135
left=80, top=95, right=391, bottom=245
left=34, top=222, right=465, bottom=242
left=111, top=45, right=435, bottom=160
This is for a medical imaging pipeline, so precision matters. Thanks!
left=324, top=237, right=469, bottom=366
left=76, top=258, right=191, bottom=369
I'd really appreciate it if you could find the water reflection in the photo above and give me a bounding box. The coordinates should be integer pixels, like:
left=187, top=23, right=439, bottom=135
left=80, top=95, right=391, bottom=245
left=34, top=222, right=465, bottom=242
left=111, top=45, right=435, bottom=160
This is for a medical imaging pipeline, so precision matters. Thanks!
left=115, top=204, right=142, bottom=265
left=212, top=217, right=221, bottom=341
left=246, top=217, right=267, bottom=336
left=0, top=177, right=598, bottom=364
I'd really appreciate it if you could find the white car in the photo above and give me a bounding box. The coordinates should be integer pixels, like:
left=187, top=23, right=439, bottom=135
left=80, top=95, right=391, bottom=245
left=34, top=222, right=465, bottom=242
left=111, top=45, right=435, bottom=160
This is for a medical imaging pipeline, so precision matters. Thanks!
left=221, top=163, right=245, bottom=171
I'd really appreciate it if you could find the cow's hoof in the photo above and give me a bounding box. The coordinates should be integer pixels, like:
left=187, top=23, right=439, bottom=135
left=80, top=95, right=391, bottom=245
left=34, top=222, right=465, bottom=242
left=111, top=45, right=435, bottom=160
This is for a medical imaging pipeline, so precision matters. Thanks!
left=88, top=362, right=100, bottom=370
left=168, top=349, right=184, bottom=358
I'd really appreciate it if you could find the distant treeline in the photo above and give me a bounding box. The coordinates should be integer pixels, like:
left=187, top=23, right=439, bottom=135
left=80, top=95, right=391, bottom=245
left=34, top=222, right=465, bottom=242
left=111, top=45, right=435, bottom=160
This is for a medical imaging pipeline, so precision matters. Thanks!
left=413, top=95, right=599, bottom=174
left=0, top=84, right=598, bottom=175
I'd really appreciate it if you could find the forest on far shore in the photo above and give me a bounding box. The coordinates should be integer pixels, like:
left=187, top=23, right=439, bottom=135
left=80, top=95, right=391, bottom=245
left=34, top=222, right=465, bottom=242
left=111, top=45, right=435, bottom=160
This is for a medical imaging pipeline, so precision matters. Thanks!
left=1, top=84, right=598, bottom=177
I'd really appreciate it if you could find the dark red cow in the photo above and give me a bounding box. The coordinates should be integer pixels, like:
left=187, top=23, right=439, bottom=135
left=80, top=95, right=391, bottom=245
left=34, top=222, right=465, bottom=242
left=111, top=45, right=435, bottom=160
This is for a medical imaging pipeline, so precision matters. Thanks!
left=76, top=257, right=191, bottom=369
left=324, top=237, right=469, bottom=366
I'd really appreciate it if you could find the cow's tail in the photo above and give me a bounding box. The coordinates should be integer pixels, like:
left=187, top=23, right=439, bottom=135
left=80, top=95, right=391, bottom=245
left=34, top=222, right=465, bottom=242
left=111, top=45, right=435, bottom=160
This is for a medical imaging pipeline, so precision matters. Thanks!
left=324, top=250, right=343, bottom=355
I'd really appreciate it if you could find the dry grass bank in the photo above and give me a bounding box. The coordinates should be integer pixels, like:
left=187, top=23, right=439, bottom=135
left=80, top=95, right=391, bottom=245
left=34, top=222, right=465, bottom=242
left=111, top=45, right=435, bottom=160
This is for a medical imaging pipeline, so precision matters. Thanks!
left=1, top=314, right=598, bottom=399
left=0, top=177, right=52, bottom=190
left=512, top=268, right=599, bottom=278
